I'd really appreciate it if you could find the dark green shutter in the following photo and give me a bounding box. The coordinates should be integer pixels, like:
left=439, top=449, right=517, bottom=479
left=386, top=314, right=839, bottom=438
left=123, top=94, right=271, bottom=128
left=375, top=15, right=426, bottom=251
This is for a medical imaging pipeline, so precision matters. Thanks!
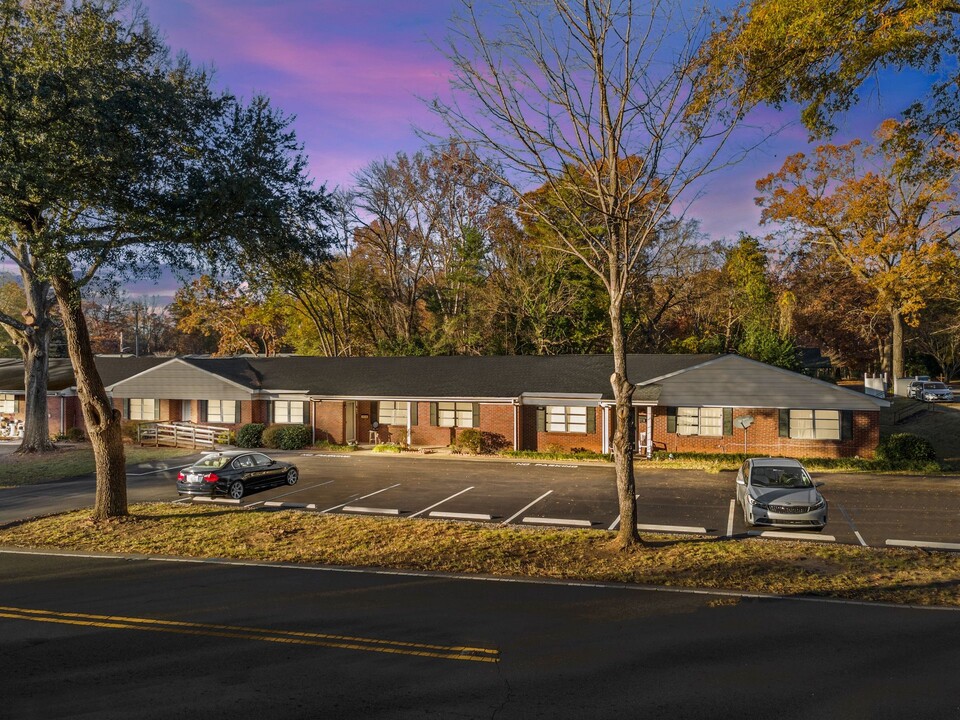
left=536, top=406, right=545, bottom=432
left=370, top=401, right=379, bottom=423
left=303, top=401, right=310, bottom=425
left=410, top=402, right=418, bottom=425
left=779, top=409, right=790, bottom=437
left=586, top=407, right=596, bottom=434
left=429, top=402, right=438, bottom=426
left=472, top=403, right=480, bottom=428
left=666, top=407, right=677, bottom=434
left=199, top=400, right=208, bottom=423
left=123, top=398, right=130, bottom=419
left=841, top=410, right=853, bottom=441
left=723, top=407, right=733, bottom=436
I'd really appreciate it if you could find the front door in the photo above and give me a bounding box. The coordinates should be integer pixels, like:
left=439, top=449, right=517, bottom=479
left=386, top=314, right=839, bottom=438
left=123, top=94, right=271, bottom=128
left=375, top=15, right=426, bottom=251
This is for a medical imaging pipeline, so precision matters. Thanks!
left=344, top=401, right=356, bottom=444
left=181, top=400, right=193, bottom=422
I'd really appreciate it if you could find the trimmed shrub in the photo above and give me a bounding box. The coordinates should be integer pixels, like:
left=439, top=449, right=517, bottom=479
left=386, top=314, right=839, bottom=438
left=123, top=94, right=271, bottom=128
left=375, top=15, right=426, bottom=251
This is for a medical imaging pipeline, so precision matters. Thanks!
left=373, top=442, right=403, bottom=453
left=276, top=424, right=311, bottom=450
left=66, top=427, right=85, bottom=442
left=262, top=424, right=311, bottom=451
left=457, top=428, right=483, bottom=454
left=876, top=433, right=937, bottom=463
left=236, top=423, right=265, bottom=449
left=121, top=421, right=141, bottom=443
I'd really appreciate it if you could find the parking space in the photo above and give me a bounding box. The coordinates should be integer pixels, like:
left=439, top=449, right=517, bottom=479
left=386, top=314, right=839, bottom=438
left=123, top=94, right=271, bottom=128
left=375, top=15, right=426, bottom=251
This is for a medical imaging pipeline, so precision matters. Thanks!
left=171, top=453, right=960, bottom=550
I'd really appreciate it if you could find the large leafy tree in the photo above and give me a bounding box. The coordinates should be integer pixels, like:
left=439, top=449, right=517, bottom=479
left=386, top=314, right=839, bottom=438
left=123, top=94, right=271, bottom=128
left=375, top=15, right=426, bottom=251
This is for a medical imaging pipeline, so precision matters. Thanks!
left=713, top=0, right=960, bottom=136
left=0, top=0, right=329, bottom=518
left=433, top=0, right=757, bottom=548
left=757, top=120, right=960, bottom=383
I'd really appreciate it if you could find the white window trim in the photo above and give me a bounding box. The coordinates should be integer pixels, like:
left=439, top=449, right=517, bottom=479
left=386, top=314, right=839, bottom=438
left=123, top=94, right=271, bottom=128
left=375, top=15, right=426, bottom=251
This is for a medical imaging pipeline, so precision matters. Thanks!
left=129, top=398, right=158, bottom=421
left=676, top=407, right=722, bottom=437
left=789, top=409, right=840, bottom=440
left=437, top=401, right=474, bottom=428
left=378, top=400, right=408, bottom=426
left=0, top=394, right=15, bottom=414
left=273, top=400, right=304, bottom=424
left=208, top=400, right=238, bottom=424
left=545, top=405, right=588, bottom=433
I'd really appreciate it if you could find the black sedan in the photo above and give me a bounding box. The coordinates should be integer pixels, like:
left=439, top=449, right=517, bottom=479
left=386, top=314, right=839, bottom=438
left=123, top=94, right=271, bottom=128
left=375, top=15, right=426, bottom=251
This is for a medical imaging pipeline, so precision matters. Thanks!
left=176, top=450, right=299, bottom=500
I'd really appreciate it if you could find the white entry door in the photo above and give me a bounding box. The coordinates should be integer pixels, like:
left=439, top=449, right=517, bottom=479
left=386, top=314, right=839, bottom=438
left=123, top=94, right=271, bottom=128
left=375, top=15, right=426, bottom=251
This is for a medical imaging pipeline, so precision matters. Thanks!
left=182, top=400, right=193, bottom=422
left=345, top=401, right=356, bottom=443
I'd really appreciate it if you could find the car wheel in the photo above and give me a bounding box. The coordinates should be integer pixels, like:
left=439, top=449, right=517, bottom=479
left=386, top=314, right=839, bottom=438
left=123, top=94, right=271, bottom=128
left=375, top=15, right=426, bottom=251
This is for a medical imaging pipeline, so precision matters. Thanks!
left=286, top=468, right=298, bottom=486
left=228, top=481, right=245, bottom=500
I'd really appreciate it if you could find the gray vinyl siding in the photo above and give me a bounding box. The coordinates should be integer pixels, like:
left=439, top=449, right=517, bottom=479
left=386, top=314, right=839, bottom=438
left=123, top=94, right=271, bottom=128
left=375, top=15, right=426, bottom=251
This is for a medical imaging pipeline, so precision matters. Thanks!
left=108, top=362, right=253, bottom=401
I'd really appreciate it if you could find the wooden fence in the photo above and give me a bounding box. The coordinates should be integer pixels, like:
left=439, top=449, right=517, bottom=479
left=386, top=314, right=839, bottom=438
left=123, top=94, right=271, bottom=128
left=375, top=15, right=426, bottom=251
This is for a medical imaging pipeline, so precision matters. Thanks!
left=136, top=422, right=230, bottom=449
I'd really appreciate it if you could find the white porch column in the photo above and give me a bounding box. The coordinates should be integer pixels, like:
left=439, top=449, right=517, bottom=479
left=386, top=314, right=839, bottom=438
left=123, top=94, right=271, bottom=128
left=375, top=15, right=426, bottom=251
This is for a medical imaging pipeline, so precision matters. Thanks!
left=513, top=402, right=519, bottom=451
left=646, top=406, right=653, bottom=458
left=601, top=405, right=610, bottom=454
left=407, top=401, right=412, bottom=446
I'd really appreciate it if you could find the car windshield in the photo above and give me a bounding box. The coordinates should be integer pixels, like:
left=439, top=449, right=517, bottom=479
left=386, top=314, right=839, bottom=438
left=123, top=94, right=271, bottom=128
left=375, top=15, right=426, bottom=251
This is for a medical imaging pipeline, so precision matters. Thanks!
left=750, top=466, right=813, bottom=488
left=924, top=383, right=947, bottom=390
left=194, top=455, right=230, bottom=469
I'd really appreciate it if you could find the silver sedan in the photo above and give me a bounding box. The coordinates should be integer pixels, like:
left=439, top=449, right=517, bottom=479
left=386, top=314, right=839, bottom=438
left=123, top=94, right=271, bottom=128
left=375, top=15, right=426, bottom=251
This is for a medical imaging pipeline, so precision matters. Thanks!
left=736, top=458, right=827, bottom=530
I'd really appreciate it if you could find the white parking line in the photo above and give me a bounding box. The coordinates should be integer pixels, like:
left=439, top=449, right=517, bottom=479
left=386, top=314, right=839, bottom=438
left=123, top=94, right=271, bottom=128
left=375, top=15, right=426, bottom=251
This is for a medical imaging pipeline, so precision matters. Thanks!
left=429, top=511, right=493, bottom=521
left=726, top=499, right=736, bottom=537
left=408, top=487, right=475, bottom=519
left=748, top=530, right=836, bottom=542
left=192, top=497, right=241, bottom=505
left=500, top=491, right=553, bottom=526
left=266, top=480, right=334, bottom=503
left=637, top=523, right=707, bottom=534
left=886, top=539, right=960, bottom=552
left=836, top=501, right=868, bottom=547
left=342, top=506, right=401, bottom=515
left=854, top=531, right=868, bottom=547
left=321, top=484, right=400, bottom=513
left=523, top=517, right=592, bottom=528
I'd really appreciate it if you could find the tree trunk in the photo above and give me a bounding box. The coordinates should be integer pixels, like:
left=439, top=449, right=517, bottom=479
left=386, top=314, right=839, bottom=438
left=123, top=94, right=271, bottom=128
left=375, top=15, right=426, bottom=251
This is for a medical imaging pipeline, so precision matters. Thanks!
left=890, top=308, right=905, bottom=383
left=18, top=329, right=56, bottom=453
left=50, top=273, right=127, bottom=519
left=610, top=295, right=640, bottom=549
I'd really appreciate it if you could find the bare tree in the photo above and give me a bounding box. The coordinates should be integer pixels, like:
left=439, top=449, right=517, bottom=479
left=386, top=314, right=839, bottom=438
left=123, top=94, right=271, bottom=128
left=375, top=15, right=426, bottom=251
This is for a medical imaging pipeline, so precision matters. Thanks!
left=432, top=0, right=758, bottom=547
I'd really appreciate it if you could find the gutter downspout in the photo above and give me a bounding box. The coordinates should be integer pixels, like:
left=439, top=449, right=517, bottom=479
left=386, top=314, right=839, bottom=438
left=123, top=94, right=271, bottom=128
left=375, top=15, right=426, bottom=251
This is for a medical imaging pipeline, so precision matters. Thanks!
left=407, top=401, right=412, bottom=446
left=601, top=404, right=610, bottom=455
left=513, top=399, right=519, bottom=451
left=646, top=406, right=653, bottom=459
left=60, top=395, right=65, bottom=434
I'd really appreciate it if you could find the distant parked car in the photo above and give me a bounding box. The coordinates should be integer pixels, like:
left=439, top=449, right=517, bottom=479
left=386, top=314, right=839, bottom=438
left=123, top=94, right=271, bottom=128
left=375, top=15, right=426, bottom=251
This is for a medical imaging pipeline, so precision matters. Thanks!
left=907, top=380, right=926, bottom=399
left=177, top=450, right=299, bottom=499
left=918, top=382, right=954, bottom=403
left=736, top=458, right=827, bottom=530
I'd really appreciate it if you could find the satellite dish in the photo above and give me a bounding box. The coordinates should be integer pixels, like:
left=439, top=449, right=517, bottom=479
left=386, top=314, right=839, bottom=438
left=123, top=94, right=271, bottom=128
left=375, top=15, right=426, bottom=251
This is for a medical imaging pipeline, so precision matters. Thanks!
left=734, top=415, right=754, bottom=430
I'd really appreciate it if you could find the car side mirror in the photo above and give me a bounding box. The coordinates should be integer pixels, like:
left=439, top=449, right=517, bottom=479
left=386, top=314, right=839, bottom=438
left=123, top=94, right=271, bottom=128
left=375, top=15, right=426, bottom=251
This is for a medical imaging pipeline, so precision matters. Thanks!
left=815, top=481, right=825, bottom=488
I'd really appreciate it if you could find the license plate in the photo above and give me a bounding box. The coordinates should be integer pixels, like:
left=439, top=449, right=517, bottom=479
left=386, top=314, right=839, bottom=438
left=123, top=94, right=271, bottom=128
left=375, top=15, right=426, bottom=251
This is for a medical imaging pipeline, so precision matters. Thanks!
left=187, top=473, right=201, bottom=482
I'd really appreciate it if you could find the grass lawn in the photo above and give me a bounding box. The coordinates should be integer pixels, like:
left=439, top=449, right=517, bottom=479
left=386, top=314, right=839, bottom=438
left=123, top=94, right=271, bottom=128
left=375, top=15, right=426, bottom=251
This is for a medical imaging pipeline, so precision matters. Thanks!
left=2, top=503, right=958, bottom=608
left=0, top=445, right=197, bottom=487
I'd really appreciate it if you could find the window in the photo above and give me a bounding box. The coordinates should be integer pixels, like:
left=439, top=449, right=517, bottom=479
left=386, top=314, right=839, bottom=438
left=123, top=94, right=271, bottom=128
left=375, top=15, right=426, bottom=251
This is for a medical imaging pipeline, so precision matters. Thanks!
left=273, top=400, right=304, bottom=424
left=789, top=409, right=840, bottom=440
left=546, top=406, right=588, bottom=433
left=129, top=398, right=158, bottom=421
left=437, top=402, right=474, bottom=428
left=378, top=401, right=407, bottom=425
left=676, top=407, right=722, bottom=436
left=0, top=394, right=15, bottom=413
left=207, top=400, right=237, bottom=424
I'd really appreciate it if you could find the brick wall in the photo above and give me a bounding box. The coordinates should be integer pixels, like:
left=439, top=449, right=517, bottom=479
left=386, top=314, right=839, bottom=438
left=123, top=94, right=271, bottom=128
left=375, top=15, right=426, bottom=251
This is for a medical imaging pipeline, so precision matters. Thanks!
left=314, top=400, right=346, bottom=444
left=519, top=406, right=604, bottom=453
left=653, top=407, right=880, bottom=458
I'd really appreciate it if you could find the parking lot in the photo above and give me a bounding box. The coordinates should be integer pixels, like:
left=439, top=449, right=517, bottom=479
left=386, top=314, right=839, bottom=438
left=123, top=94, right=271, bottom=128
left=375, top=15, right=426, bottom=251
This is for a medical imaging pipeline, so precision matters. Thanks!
left=169, top=452, right=960, bottom=550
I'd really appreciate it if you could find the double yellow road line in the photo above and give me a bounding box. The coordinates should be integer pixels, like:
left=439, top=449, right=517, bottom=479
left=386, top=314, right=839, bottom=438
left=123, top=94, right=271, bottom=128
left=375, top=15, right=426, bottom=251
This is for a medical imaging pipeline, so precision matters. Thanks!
left=0, top=605, right=500, bottom=663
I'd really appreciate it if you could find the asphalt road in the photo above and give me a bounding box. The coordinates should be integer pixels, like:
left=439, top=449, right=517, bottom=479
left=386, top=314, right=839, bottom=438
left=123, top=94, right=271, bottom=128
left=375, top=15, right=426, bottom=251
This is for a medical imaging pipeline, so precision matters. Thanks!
left=2, top=550, right=959, bottom=719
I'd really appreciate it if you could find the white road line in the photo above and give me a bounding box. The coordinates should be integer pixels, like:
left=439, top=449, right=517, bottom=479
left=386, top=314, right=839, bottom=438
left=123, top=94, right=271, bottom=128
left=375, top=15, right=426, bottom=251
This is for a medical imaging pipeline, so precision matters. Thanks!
left=500, top=491, right=553, bottom=526
left=748, top=530, right=836, bottom=542
left=171, top=497, right=192, bottom=504
left=523, top=517, right=592, bottom=528
left=408, top=487, right=475, bottom=519
left=854, top=531, right=868, bottom=547
left=836, top=501, right=868, bottom=547
left=429, top=511, right=493, bottom=521
left=321, top=483, right=401, bottom=513
left=608, top=516, right=621, bottom=532
left=886, top=539, right=960, bottom=552
left=726, top=499, right=736, bottom=537
left=637, top=523, right=707, bottom=534
left=342, top=506, right=400, bottom=515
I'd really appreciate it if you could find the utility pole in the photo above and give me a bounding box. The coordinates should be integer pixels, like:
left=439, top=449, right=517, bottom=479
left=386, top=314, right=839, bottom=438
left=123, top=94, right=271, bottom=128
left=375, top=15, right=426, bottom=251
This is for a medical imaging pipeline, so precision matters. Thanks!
left=134, top=304, right=140, bottom=357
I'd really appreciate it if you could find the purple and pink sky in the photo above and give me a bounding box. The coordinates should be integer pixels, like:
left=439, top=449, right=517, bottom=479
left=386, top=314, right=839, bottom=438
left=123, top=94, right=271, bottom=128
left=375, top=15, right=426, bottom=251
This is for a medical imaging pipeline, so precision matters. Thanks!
left=131, top=0, right=923, bottom=298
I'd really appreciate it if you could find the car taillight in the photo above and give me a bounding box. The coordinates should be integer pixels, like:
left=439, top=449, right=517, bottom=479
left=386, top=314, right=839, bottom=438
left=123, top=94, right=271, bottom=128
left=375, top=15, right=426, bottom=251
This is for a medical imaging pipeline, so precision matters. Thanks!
left=203, top=472, right=219, bottom=483
left=177, top=471, right=185, bottom=480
